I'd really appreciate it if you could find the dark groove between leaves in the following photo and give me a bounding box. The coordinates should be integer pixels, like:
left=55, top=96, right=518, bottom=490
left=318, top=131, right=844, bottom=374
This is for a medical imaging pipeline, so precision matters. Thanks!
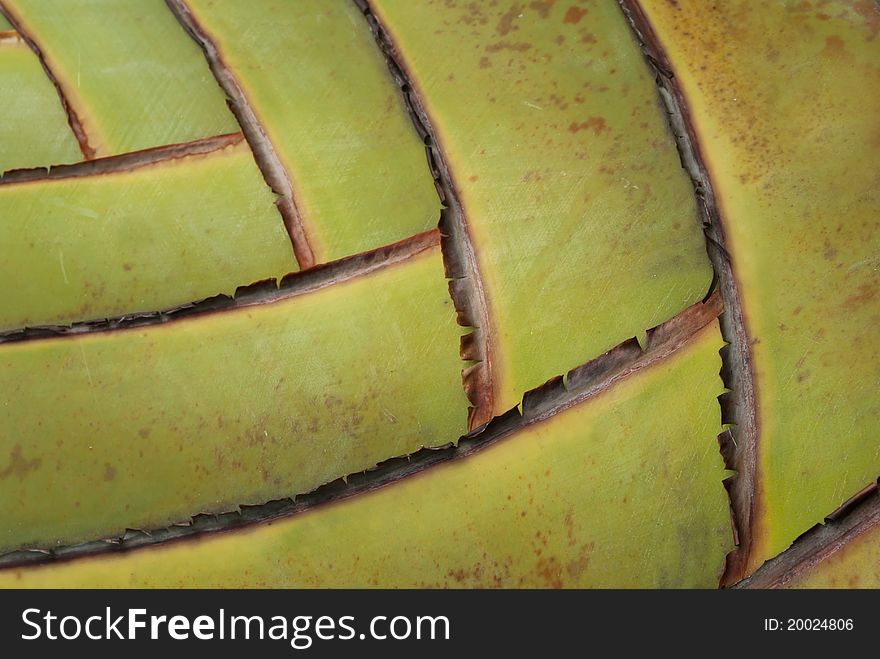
left=736, top=479, right=880, bottom=588
left=0, top=294, right=721, bottom=570
left=617, top=0, right=760, bottom=587
left=0, top=132, right=243, bottom=184
left=0, top=229, right=440, bottom=345
left=165, top=0, right=315, bottom=270
left=355, top=0, right=496, bottom=430
left=0, top=0, right=95, bottom=159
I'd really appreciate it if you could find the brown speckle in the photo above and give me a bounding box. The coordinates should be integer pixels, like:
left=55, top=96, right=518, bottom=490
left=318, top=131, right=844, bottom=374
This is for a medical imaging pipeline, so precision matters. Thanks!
left=823, top=240, right=837, bottom=261
left=842, top=283, right=877, bottom=310
left=563, top=6, right=588, bottom=24
left=569, top=117, right=607, bottom=135
left=0, top=445, right=42, bottom=480
left=485, top=40, right=533, bottom=52
left=530, top=0, right=555, bottom=18
left=579, top=29, right=597, bottom=43
left=853, top=1, right=880, bottom=40
left=534, top=556, right=564, bottom=588
left=823, top=35, right=847, bottom=55
left=497, top=3, right=523, bottom=36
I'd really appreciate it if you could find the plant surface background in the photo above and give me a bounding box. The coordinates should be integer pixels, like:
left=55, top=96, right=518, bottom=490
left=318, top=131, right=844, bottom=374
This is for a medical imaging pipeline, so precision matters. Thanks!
left=0, top=0, right=877, bottom=588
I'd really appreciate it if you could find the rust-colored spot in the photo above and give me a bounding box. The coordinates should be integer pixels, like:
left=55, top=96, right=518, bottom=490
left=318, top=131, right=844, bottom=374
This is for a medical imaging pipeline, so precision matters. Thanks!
left=529, top=0, right=555, bottom=18
left=569, top=117, right=607, bottom=135
left=853, top=1, right=880, bottom=40
left=479, top=56, right=491, bottom=68
left=823, top=240, right=837, bottom=261
left=0, top=445, right=42, bottom=481
left=534, top=556, right=564, bottom=588
left=823, top=35, right=847, bottom=55
left=566, top=548, right=591, bottom=578
left=579, top=29, right=597, bottom=43
left=122, top=262, right=133, bottom=272
left=485, top=40, right=533, bottom=52
left=842, top=283, right=877, bottom=310
left=447, top=567, right=468, bottom=583
left=497, top=3, right=523, bottom=36
left=103, top=463, right=116, bottom=481
left=563, top=6, right=588, bottom=24
left=469, top=175, right=479, bottom=182
left=564, top=509, right=576, bottom=546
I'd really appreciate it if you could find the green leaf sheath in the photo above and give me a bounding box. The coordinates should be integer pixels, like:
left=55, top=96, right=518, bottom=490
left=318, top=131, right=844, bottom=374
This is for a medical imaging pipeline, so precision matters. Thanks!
left=0, top=141, right=297, bottom=330
left=371, top=0, right=714, bottom=414
left=3, top=0, right=238, bottom=155
left=0, top=245, right=467, bottom=553
left=0, top=36, right=81, bottom=171
left=0, top=319, right=728, bottom=587
left=182, top=0, right=442, bottom=263
left=640, top=0, right=880, bottom=570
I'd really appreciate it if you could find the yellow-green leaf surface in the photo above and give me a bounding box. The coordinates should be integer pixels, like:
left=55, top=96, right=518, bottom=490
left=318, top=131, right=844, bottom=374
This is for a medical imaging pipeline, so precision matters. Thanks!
left=785, top=524, right=880, bottom=589
left=3, top=0, right=237, bottom=155
left=0, top=141, right=296, bottom=330
left=0, top=38, right=81, bottom=171
left=640, top=0, right=880, bottom=571
left=183, top=0, right=441, bottom=262
left=0, top=320, right=729, bottom=587
left=372, top=0, right=713, bottom=414
left=0, top=12, right=11, bottom=29
left=0, top=245, right=466, bottom=554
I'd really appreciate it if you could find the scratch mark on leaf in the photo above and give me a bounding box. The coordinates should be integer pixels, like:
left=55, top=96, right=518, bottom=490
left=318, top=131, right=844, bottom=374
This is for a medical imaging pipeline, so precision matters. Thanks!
left=58, top=249, right=68, bottom=284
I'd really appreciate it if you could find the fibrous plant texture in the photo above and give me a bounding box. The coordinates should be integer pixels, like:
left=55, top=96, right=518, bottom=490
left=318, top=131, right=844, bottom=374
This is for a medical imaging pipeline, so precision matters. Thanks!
left=0, top=0, right=877, bottom=588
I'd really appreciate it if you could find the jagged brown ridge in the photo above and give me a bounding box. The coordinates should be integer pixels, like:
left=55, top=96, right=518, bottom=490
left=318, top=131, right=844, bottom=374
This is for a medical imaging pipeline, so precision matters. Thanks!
left=616, top=0, right=760, bottom=587
left=0, top=0, right=95, bottom=159
left=0, top=132, right=243, bottom=183
left=736, top=479, right=880, bottom=589
left=164, top=0, right=316, bottom=270
left=0, top=293, right=722, bottom=570
left=355, top=0, right=496, bottom=431
left=0, top=229, right=440, bottom=345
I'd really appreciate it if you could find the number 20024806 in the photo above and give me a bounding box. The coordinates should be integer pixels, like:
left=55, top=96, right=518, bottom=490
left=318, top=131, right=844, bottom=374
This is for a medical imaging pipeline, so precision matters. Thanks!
left=764, top=619, right=854, bottom=631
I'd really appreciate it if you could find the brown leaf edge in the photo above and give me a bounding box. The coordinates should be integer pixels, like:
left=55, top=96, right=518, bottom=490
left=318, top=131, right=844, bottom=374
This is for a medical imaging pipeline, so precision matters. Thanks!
left=617, top=0, right=760, bottom=587
left=355, top=0, right=496, bottom=431
left=0, top=293, right=721, bottom=569
left=736, top=479, right=880, bottom=588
